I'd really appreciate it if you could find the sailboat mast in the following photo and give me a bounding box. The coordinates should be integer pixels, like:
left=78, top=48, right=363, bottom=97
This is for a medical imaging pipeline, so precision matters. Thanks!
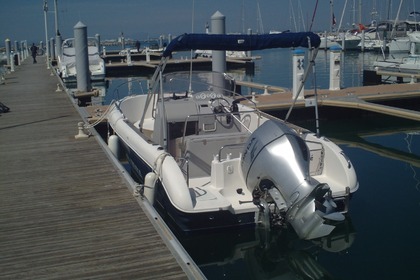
left=256, top=0, right=264, bottom=34
left=391, top=0, right=404, bottom=38
left=330, top=0, right=334, bottom=32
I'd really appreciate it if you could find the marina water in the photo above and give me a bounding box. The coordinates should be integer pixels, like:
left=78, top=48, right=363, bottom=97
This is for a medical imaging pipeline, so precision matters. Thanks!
left=101, top=49, right=420, bottom=279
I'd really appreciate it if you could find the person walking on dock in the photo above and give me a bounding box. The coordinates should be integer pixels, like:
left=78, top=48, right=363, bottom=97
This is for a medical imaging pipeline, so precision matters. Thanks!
left=135, top=40, right=140, bottom=53
left=30, top=43, right=38, bottom=63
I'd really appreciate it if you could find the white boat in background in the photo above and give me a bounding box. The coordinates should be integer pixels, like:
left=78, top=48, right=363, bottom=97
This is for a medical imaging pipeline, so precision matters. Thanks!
left=194, top=49, right=247, bottom=59
left=57, top=37, right=105, bottom=83
left=336, top=32, right=361, bottom=51
left=107, top=32, right=359, bottom=240
left=318, top=35, right=340, bottom=50
left=389, top=31, right=420, bottom=53
left=374, top=30, right=420, bottom=76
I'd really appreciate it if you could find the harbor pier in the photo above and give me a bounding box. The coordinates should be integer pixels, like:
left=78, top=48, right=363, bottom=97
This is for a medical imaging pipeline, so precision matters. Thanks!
left=0, top=57, right=203, bottom=279
left=236, top=82, right=420, bottom=122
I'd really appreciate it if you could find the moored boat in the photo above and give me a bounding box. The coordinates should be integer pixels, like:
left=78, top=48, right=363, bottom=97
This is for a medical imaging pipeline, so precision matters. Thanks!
left=57, top=37, right=105, bottom=84
left=107, top=32, right=359, bottom=240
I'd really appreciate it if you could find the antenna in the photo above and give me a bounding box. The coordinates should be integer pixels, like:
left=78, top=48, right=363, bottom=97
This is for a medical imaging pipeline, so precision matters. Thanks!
left=188, top=0, right=195, bottom=94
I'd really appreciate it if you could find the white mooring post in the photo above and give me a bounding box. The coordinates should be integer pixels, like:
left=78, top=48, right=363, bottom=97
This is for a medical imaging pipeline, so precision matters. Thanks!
left=126, top=49, right=132, bottom=66
left=146, top=47, right=150, bottom=62
left=10, top=54, right=15, bottom=72
left=5, top=39, right=11, bottom=66
left=329, top=45, right=341, bottom=91
left=292, top=49, right=305, bottom=100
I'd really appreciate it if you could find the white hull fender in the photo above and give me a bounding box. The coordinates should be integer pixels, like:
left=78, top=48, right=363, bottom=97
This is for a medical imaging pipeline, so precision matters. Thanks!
left=108, top=134, right=120, bottom=159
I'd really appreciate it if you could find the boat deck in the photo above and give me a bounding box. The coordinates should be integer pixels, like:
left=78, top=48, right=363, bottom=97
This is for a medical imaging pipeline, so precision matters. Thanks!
left=0, top=58, right=199, bottom=279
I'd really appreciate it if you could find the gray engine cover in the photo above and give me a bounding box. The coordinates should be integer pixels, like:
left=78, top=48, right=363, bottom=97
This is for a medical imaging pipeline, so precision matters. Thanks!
left=241, top=120, right=314, bottom=205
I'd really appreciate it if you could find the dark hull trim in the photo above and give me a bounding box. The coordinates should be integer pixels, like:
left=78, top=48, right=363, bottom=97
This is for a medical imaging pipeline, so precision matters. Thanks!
left=119, top=137, right=257, bottom=235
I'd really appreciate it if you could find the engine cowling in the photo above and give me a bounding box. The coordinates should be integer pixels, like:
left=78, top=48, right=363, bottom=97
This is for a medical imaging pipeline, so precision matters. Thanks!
left=241, top=120, right=341, bottom=239
left=241, top=120, right=314, bottom=203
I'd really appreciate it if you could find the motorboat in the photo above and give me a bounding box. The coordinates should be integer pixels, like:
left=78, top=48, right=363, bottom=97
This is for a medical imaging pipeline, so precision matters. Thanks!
left=373, top=31, right=420, bottom=79
left=106, top=32, right=359, bottom=240
left=374, top=54, right=420, bottom=72
left=57, top=37, right=105, bottom=83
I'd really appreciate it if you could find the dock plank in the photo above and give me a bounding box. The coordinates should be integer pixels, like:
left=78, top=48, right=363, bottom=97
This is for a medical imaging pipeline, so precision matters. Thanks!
left=0, top=58, right=189, bottom=279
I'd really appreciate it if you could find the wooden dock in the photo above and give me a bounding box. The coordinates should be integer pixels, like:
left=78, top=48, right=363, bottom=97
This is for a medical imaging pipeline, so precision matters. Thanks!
left=244, top=82, right=420, bottom=121
left=0, top=58, right=203, bottom=279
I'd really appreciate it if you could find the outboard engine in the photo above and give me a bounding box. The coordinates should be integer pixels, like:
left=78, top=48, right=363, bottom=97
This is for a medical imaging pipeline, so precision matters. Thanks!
left=241, top=120, right=343, bottom=240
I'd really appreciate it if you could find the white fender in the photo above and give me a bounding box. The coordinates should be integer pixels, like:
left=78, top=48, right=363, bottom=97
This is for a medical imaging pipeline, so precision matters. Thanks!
left=143, top=172, right=157, bottom=202
left=108, top=134, right=120, bottom=159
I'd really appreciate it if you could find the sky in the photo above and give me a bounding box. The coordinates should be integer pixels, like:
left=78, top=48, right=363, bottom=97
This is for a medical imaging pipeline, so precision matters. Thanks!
left=1, top=0, right=418, bottom=46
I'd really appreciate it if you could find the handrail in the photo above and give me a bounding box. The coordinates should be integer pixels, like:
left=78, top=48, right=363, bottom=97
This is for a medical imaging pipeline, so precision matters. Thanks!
left=217, top=143, right=246, bottom=162
left=139, top=57, right=169, bottom=132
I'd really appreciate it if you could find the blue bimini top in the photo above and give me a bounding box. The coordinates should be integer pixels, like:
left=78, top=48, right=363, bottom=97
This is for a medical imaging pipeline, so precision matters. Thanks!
left=162, top=32, right=321, bottom=57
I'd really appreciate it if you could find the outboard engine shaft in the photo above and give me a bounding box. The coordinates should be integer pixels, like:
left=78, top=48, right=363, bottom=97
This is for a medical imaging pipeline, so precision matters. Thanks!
left=241, top=120, right=343, bottom=240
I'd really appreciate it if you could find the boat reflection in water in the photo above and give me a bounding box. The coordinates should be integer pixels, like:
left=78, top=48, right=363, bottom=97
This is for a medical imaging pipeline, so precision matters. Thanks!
left=179, top=217, right=355, bottom=280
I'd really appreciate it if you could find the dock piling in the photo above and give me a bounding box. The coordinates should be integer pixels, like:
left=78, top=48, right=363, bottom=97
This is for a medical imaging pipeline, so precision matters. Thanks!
left=211, top=11, right=226, bottom=73
left=5, top=39, right=11, bottom=66
left=9, top=54, right=15, bottom=72
left=74, top=21, right=91, bottom=92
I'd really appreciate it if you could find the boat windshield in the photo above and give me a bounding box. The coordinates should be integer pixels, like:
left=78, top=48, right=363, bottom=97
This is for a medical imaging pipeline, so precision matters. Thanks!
left=161, top=71, right=237, bottom=100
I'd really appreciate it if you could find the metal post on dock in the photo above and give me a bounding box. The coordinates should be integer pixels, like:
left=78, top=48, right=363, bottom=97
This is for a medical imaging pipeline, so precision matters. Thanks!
left=95, top=34, right=101, bottom=54
left=120, top=32, right=125, bottom=50
left=211, top=11, right=226, bottom=73
left=247, top=28, right=252, bottom=57
left=292, top=49, right=305, bottom=100
left=55, top=34, right=62, bottom=60
left=9, top=54, right=15, bottom=72
left=329, top=45, right=341, bottom=90
left=14, top=41, right=20, bottom=65
left=20, top=41, right=25, bottom=61
left=74, top=21, right=91, bottom=92
left=5, top=39, right=11, bottom=66
left=159, top=35, right=163, bottom=49
left=49, top=38, right=56, bottom=61
left=43, top=0, right=50, bottom=69
left=25, top=40, right=29, bottom=59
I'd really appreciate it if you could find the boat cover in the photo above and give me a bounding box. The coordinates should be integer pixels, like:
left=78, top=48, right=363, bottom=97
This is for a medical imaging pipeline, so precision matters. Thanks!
left=162, top=32, right=321, bottom=57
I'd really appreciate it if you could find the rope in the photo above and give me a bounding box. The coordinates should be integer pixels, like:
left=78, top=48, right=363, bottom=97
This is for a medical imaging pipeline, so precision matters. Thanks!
left=84, top=100, right=116, bottom=129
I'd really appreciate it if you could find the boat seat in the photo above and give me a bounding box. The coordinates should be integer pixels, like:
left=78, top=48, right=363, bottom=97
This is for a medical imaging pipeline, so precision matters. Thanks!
left=178, top=132, right=249, bottom=178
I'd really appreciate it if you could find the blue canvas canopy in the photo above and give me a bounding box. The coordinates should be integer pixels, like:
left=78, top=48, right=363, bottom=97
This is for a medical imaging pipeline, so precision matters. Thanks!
left=162, top=32, right=321, bottom=57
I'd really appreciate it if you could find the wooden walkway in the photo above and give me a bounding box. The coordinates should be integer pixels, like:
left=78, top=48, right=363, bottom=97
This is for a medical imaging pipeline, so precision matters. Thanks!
left=0, top=58, right=201, bottom=279
left=244, top=82, right=420, bottom=121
